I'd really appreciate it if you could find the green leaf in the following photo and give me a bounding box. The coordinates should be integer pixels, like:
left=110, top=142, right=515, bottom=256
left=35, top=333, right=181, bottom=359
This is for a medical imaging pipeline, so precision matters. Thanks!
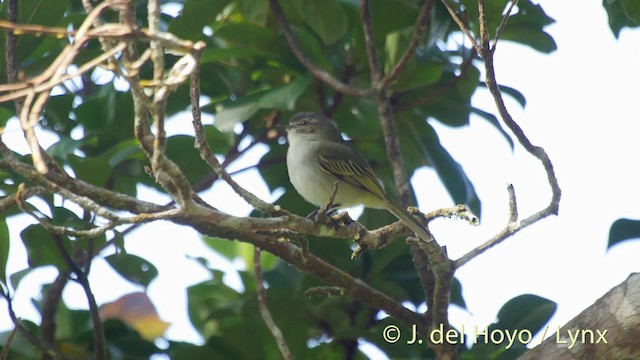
left=291, top=0, right=348, bottom=45
left=214, top=101, right=259, bottom=132
left=200, top=48, right=277, bottom=64
left=495, top=294, right=556, bottom=335
left=165, top=135, right=213, bottom=185
left=0, top=106, right=13, bottom=128
left=289, top=25, right=333, bottom=70
left=257, top=143, right=289, bottom=193
left=451, top=277, right=466, bottom=309
left=257, top=75, right=311, bottom=110
left=10, top=267, right=37, bottom=291
left=43, top=93, right=75, bottom=135
left=67, top=154, right=111, bottom=187
left=203, top=237, right=240, bottom=260
left=500, top=1, right=557, bottom=53
left=604, top=0, right=640, bottom=38
left=46, top=136, right=85, bottom=160
left=622, top=0, right=640, bottom=23
left=499, top=84, right=527, bottom=108
left=168, top=0, right=228, bottom=39
left=236, top=0, right=269, bottom=26
left=0, top=219, right=9, bottom=285
left=393, top=60, right=445, bottom=92
left=416, top=121, right=481, bottom=216
left=21, top=225, right=69, bottom=270
left=608, top=218, right=640, bottom=249
left=214, top=23, right=278, bottom=52
left=105, top=254, right=158, bottom=288
left=470, top=107, right=514, bottom=150
left=14, top=0, right=70, bottom=63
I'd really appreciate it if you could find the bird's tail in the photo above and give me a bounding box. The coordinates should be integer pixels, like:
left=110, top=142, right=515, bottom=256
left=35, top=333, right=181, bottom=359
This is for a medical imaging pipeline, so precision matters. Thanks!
left=385, top=200, right=431, bottom=242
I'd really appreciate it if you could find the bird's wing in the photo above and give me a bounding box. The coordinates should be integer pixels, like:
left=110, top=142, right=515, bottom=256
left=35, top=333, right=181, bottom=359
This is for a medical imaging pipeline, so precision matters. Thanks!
left=315, top=142, right=386, bottom=199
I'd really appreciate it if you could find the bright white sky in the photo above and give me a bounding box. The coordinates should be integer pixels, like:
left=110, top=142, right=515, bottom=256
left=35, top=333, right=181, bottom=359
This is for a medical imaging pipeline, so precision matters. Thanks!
left=2, top=0, right=640, bottom=358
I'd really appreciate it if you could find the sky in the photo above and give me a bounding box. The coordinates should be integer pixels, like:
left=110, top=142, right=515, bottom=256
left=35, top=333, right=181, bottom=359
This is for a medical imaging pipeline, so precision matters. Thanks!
left=2, top=0, right=640, bottom=358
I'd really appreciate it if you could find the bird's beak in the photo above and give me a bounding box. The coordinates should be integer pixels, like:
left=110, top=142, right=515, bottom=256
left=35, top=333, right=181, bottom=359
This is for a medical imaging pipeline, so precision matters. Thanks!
left=275, top=123, right=290, bottom=131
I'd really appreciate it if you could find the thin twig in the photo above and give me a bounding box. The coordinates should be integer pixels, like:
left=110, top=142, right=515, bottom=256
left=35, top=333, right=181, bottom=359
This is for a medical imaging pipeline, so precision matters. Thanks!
left=0, top=323, right=18, bottom=360
left=360, top=0, right=382, bottom=83
left=189, top=47, right=280, bottom=214
left=447, top=0, right=561, bottom=268
left=47, top=232, right=106, bottom=360
left=254, top=247, right=295, bottom=360
left=267, top=0, right=371, bottom=97
left=492, top=0, right=519, bottom=53
left=440, top=0, right=483, bottom=54
left=454, top=185, right=517, bottom=268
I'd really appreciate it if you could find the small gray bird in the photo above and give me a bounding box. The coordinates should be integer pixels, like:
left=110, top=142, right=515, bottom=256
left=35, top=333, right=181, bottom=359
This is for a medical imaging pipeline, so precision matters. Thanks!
left=282, top=112, right=430, bottom=241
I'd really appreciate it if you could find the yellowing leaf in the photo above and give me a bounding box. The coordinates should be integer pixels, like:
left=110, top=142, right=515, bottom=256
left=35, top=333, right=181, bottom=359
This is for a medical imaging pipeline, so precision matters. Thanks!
left=99, top=292, right=170, bottom=340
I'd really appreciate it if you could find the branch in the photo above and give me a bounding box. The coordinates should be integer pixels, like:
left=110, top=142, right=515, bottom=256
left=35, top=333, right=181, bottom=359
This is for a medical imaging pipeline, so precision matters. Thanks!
left=267, top=0, right=371, bottom=97
left=48, top=233, right=105, bottom=360
left=520, top=273, right=640, bottom=359
left=443, top=0, right=561, bottom=269
left=358, top=2, right=458, bottom=356
left=475, top=0, right=561, bottom=215
left=254, top=248, right=295, bottom=360
left=454, top=185, right=517, bottom=268
left=40, top=272, right=70, bottom=360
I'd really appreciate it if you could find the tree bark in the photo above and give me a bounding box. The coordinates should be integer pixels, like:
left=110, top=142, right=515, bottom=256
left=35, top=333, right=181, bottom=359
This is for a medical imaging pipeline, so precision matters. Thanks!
left=519, top=273, right=640, bottom=360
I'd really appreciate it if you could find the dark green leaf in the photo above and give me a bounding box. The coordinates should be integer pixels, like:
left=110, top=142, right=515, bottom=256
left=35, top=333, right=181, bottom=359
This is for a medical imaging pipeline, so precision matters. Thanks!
left=237, top=0, right=269, bottom=26
left=289, top=26, right=333, bottom=70
left=105, top=254, right=158, bottom=288
left=214, top=23, right=278, bottom=52
left=21, top=225, right=69, bottom=270
left=165, top=135, right=213, bottom=185
left=291, top=0, right=348, bottom=45
left=257, top=75, right=311, bottom=110
left=393, top=60, right=445, bottom=92
left=416, top=121, right=481, bottom=216
left=604, top=0, right=640, bottom=38
left=495, top=294, right=556, bottom=335
left=67, top=154, right=111, bottom=187
left=622, top=0, right=640, bottom=23
left=43, top=93, right=75, bottom=135
left=608, top=218, right=640, bottom=249
left=200, top=48, right=277, bottom=64
left=470, top=107, right=514, bottom=150
left=500, top=1, right=557, bottom=53
left=168, top=0, right=228, bottom=39
left=0, top=219, right=9, bottom=285
left=10, top=267, right=36, bottom=291
left=14, top=0, right=70, bottom=62
left=0, top=107, right=13, bottom=128
left=451, top=277, right=466, bottom=309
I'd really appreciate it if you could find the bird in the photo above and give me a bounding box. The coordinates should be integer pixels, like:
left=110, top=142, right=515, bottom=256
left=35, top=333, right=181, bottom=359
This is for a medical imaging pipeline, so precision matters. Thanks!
left=281, top=111, right=431, bottom=242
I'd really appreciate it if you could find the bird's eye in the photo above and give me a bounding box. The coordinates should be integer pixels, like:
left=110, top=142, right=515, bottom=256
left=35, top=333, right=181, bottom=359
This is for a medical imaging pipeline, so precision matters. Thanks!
left=299, top=120, right=307, bottom=125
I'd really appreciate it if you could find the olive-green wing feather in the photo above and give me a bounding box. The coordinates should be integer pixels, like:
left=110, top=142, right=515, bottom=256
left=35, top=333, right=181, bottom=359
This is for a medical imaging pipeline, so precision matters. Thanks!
left=315, top=142, right=386, bottom=199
